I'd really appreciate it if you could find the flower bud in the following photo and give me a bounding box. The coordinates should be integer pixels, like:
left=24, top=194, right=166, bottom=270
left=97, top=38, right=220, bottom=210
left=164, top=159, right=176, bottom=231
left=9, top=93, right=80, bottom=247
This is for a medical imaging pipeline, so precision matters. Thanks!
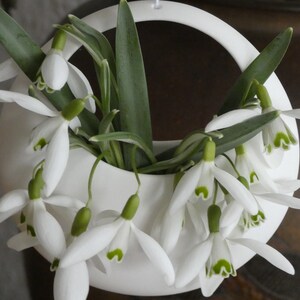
left=208, top=204, right=221, bottom=233
left=71, top=207, right=92, bottom=237
left=203, top=138, right=216, bottom=162
left=121, top=194, right=140, bottom=220
left=62, top=98, right=85, bottom=121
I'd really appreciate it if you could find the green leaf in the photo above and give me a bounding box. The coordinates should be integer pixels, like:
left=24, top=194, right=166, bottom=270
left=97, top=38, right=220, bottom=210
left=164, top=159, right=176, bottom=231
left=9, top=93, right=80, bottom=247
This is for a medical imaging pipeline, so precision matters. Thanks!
left=116, top=0, right=153, bottom=168
left=141, top=110, right=280, bottom=174
left=0, top=8, right=44, bottom=80
left=90, top=131, right=156, bottom=165
left=68, top=14, right=116, bottom=76
left=219, top=27, right=293, bottom=115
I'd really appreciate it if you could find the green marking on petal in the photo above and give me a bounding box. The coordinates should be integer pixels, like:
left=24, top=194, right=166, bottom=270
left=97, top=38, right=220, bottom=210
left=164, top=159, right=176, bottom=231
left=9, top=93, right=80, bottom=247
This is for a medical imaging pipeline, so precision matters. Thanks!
left=50, top=258, right=60, bottom=271
left=33, top=138, right=47, bottom=151
left=212, top=259, right=236, bottom=278
left=195, top=186, right=209, bottom=199
left=107, top=248, right=123, bottom=262
left=274, top=132, right=290, bottom=149
left=250, top=171, right=259, bottom=183
left=266, top=144, right=273, bottom=154
left=27, top=225, right=36, bottom=237
left=20, top=211, right=26, bottom=224
left=251, top=210, right=265, bottom=225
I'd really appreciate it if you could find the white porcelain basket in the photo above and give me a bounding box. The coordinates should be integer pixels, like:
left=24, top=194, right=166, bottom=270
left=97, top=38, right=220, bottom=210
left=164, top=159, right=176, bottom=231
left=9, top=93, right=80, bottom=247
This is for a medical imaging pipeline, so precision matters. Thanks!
left=0, top=0, right=298, bottom=297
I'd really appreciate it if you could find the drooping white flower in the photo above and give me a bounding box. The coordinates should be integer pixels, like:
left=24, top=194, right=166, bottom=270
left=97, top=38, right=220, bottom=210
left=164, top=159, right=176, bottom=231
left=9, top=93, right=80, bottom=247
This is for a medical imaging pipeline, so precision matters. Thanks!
left=0, top=168, right=84, bottom=256
left=169, top=139, right=258, bottom=216
left=41, top=49, right=69, bottom=91
left=60, top=194, right=175, bottom=286
left=175, top=204, right=294, bottom=291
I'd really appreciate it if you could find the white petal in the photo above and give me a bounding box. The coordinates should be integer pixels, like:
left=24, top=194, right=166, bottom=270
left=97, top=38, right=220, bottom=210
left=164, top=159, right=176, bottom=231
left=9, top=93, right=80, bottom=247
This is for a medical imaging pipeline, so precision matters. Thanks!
left=205, top=109, right=257, bottom=132
left=41, top=51, right=69, bottom=90
left=45, top=195, right=85, bottom=210
left=89, top=252, right=111, bottom=275
left=186, top=202, right=207, bottom=238
left=29, top=116, right=62, bottom=150
left=212, top=166, right=258, bottom=215
left=220, top=200, right=243, bottom=228
left=160, top=207, right=185, bottom=253
left=282, top=109, right=300, bottom=119
left=0, top=189, right=28, bottom=213
left=257, top=193, right=300, bottom=209
left=230, top=238, right=294, bottom=274
left=0, top=90, right=57, bottom=116
left=54, top=262, right=89, bottom=300
left=274, top=179, right=300, bottom=194
left=175, top=238, right=213, bottom=288
left=33, top=200, right=66, bottom=258
left=199, top=271, right=224, bottom=297
left=60, top=218, right=123, bottom=268
left=131, top=224, right=175, bottom=286
left=169, top=164, right=202, bottom=214
left=93, top=210, right=120, bottom=226
left=69, top=117, right=81, bottom=131
left=43, top=122, right=69, bottom=196
left=68, top=63, right=96, bottom=113
left=7, top=231, right=39, bottom=251
left=0, top=58, right=19, bottom=81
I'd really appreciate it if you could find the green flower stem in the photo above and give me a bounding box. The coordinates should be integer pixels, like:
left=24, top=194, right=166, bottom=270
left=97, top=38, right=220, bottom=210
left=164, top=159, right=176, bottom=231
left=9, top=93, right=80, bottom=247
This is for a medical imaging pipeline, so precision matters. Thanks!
left=130, top=146, right=141, bottom=189
left=86, top=151, right=108, bottom=207
left=221, top=153, right=240, bottom=177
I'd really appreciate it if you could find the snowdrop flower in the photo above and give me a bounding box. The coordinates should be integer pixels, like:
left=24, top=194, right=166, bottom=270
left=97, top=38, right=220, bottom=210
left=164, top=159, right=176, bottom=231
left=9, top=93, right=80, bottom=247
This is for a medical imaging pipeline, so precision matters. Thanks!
left=59, top=194, right=175, bottom=286
left=0, top=168, right=84, bottom=257
left=30, top=98, right=85, bottom=196
left=175, top=204, right=294, bottom=289
left=40, top=30, right=69, bottom=91
left=257, top=84, right=297, bottom=153
left=0, top=89, right=86, bottom=195
left=235, top=144, right=278, bottom=193
left=169, top=139, right=258, bottom=216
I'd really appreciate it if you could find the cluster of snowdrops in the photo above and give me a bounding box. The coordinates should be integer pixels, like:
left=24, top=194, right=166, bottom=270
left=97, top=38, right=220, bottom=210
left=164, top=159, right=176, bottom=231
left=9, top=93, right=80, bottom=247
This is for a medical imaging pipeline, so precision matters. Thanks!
left=1, top=1, right=300, bottom=299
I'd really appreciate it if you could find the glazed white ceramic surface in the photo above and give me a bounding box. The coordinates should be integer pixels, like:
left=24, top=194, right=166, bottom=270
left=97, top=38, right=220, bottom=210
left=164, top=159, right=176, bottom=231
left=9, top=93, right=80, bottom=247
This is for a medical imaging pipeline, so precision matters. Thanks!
left=0, top=1, right=299, bottom=296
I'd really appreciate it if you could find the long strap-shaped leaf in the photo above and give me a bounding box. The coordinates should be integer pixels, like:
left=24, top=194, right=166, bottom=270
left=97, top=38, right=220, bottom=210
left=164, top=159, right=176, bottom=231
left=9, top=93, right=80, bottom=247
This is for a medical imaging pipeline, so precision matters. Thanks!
left=140, top=110, right=279, bottom=174
left=218, top=28, right=293, bottom=115
left=116, top=0, right=153, bottom=168
left=0, top=8, right=44, bottom=80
